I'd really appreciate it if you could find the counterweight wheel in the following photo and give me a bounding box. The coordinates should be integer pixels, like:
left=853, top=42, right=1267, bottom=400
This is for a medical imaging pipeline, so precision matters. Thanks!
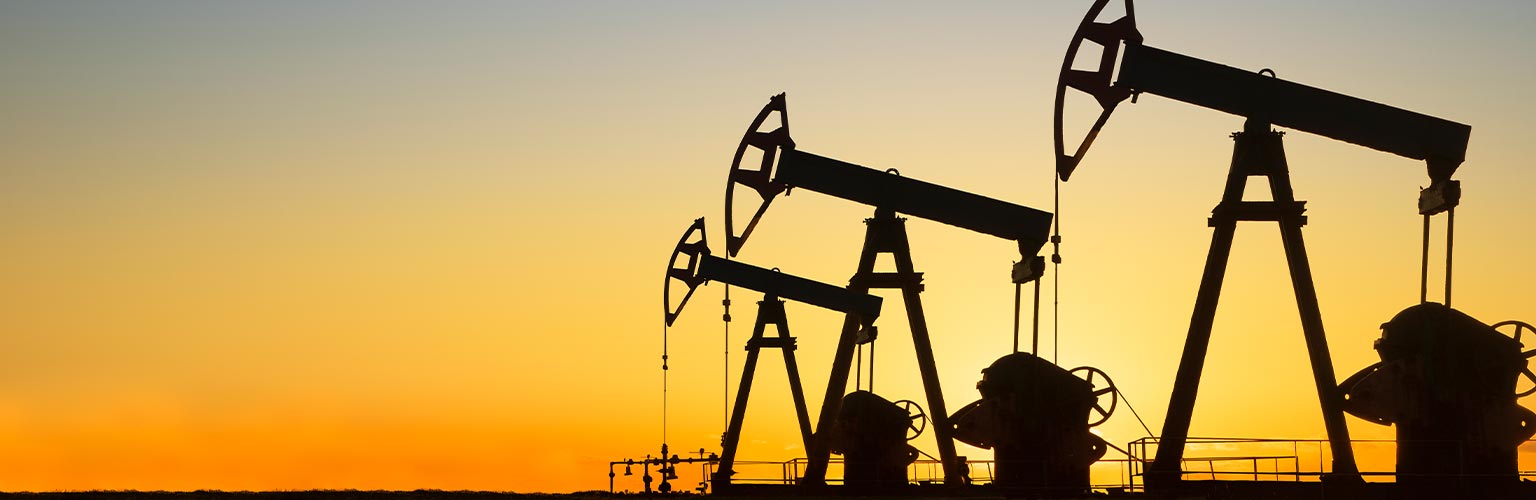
left=1492, top=320, right=1536, bottom=398
left=1070, top=366, right=1118, bottom=427
left=1493, top=320, right=1533, bottom=346
left=894, top=399, right=928, bottom=441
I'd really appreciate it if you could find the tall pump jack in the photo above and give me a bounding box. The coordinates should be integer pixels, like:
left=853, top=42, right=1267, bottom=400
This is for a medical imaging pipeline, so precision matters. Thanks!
left=663, top=217, right=884, bottom=490
left=725, top=94, right=1055, bottom=486
left=1053, top=0, right=1471, bottom=486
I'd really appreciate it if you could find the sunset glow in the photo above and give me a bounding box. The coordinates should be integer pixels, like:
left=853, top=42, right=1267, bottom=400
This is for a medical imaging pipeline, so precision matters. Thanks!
left=1, top=0, right=1533, bottom=493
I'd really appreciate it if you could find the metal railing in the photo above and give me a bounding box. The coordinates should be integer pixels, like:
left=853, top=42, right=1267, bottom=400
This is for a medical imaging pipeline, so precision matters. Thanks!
left=1123, top=436, right=1536, bottom=489
left=722, top=455, right=1142, bottom=491
left=619, top=438, right=1536, bottom=493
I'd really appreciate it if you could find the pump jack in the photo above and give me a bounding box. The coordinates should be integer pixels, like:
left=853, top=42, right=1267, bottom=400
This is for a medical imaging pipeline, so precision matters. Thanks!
left=1053, top=0, right=1471, bottom=486
left=724, top=94, right=1054, bottom=486
left=663, top=217, right=883, bottom=489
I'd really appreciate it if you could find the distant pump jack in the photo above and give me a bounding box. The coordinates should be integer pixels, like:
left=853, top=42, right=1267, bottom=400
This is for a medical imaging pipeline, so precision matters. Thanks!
left=721, top=93, right=1061, bottom=488
left=663, top=217, right=883, bottom=489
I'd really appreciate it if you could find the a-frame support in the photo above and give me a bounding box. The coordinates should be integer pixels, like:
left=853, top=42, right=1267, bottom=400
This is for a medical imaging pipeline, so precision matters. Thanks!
left=1147, top=121, right=1361, bottom=486
left=801, top=208, right=963, bottom=486
left=714, top=295, right=815, bottom=487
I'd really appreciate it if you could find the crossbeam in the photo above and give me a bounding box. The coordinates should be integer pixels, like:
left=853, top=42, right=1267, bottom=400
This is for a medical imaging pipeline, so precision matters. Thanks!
left=698, top=255, right=882, bottom=321
left=776, top=149, right=1054, bottom=257
left=1119, top=43, right=1471, bottom=181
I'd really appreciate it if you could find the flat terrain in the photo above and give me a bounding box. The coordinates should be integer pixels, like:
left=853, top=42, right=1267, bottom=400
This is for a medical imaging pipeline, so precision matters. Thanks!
left=0, top=493, right=634, bottom=500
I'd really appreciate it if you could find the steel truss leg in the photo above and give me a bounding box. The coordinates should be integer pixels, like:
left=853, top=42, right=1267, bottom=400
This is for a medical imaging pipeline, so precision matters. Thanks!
left=802, top=209, right=962, bottom=486
left=715, top=297, right=814, bottom=488
left=1148, top=126, right=1360, bottom=487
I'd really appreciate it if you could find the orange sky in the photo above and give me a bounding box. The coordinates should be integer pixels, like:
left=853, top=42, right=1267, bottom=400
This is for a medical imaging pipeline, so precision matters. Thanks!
left=1, top=0, right=1534, bottom=493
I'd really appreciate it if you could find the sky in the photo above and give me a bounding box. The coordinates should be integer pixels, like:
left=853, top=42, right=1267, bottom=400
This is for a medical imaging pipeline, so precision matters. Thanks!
left=2, top=0, right=1535, bottom=493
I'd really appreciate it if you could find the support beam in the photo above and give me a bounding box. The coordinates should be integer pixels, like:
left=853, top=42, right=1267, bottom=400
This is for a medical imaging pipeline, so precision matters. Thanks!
left=714, top=297, right=816, bottom=490
left=801, top=209, right=964, bottom=486
left=1148, top=127, right=1360, bottom=487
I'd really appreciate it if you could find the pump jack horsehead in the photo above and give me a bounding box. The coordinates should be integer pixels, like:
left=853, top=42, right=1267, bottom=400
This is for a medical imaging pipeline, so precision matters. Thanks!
left=1055, top=0, right=1533, bottom=491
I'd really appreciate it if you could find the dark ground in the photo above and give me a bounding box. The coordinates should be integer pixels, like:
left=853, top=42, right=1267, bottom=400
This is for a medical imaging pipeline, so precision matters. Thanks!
left=4, top=482, right=1534, bottom=500
left=0, top=493, right=646, bottom=500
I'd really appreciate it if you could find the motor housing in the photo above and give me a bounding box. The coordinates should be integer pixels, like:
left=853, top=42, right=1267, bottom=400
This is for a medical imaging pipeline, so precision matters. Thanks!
left=953, top=353, right=1109, bottom=492
left=827, top=390, right=920, bottom=487
left=1341, top=303, right=1536, bottom=487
